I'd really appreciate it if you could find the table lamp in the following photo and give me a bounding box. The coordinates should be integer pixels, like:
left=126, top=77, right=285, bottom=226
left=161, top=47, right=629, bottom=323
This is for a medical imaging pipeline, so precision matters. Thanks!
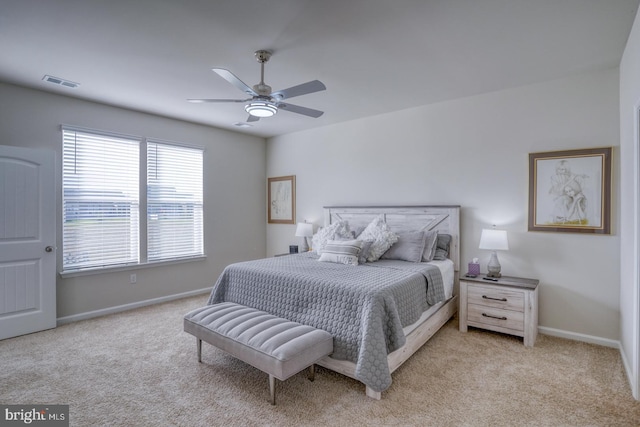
left=479, top=228, right=509, bottom=278
left=295, top=222, right=314, bottom=252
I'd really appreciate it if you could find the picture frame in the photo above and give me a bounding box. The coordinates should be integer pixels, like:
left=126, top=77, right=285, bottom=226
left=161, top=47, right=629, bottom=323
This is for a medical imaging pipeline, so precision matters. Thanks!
left=268, top=175, right=296, bottom=224
left=528, top=147, right=611, bottom=234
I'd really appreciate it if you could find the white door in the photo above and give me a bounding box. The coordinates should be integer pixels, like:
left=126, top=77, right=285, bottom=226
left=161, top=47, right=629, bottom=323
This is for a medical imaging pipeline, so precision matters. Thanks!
left=0, top=145, right=56, bottom=340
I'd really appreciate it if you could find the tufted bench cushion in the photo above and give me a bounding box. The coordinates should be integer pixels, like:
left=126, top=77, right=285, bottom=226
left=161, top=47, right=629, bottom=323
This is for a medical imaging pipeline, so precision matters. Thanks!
left=184, top=302, right=333, bottom=404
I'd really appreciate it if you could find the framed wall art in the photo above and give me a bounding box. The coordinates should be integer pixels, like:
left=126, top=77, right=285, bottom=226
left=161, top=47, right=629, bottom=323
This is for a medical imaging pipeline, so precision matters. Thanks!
left=268, top=175, right=296, bottom=224
left=528, top=147, right=611, bottom=234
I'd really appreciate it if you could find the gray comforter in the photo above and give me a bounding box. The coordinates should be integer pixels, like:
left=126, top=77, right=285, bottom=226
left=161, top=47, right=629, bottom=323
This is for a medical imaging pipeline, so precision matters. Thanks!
left=207, top=252, right=445, bottom=392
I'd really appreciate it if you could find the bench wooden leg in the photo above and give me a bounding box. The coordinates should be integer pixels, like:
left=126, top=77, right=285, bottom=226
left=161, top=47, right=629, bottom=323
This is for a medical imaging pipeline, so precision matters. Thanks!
left=197, top=338, right=202, bottom=363
left=269, top=375, right=276, bottom=405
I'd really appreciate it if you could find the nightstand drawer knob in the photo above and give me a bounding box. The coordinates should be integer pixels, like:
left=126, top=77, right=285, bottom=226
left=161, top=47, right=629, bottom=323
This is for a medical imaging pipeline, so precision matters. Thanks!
left=482, top=313, right=508, bottom=321
left=482, top=295, right=507, bottom=302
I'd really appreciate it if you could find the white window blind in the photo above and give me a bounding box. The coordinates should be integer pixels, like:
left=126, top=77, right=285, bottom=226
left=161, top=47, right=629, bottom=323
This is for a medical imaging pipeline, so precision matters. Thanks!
left=62, top=127, right=140, bottom=271
left=147, top=141, right=203, bottom=262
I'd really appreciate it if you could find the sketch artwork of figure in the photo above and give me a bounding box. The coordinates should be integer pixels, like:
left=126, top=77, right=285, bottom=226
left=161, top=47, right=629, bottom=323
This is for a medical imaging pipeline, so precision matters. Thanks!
left=271, top=182, right=290, bottom=217
left=564, top=181, right=587, bottom=224
left=553, top=180, right=587, bottom=224
left=549, top=160, right=588, bottom=225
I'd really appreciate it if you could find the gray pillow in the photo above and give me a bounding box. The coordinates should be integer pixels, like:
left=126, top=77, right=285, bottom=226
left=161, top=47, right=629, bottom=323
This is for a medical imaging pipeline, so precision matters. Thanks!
left=381, top=231, right=427, bottom=263
left=352, top=225, right=367, bottom=238
left=432, top=234, right=452, bottom=260
left=421, top=229, right=439, bottom=262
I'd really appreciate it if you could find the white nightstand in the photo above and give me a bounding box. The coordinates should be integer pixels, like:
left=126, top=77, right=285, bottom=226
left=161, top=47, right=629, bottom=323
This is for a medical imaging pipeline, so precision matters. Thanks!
left=459, top=275, right=539, bottom=347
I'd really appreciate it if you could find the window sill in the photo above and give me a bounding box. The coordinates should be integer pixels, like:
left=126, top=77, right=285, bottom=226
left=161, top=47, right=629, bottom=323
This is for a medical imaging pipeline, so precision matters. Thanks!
left=59, top=255, right=207, bottom=278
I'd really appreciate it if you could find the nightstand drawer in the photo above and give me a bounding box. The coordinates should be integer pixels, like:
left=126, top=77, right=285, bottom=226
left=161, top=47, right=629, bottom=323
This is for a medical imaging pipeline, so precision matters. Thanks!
left=467, top=284, right=524, bottom=312
left=468, top=304, right=524, bottom=332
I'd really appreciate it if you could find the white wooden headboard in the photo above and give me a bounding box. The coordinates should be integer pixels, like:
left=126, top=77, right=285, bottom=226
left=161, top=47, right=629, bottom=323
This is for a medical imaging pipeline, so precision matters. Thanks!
left=323, top=205, right=460, bottom=271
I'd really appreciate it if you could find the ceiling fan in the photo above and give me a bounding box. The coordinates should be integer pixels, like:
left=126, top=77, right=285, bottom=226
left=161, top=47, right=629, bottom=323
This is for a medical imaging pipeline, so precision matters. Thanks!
left=188, top=50, right=326, bottom=122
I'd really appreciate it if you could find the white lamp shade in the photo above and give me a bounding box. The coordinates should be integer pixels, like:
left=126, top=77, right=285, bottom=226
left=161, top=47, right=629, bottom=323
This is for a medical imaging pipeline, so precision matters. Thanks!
left=479, top=229, right=509, bottom=251
left=295, top=222, right=314, bottom=237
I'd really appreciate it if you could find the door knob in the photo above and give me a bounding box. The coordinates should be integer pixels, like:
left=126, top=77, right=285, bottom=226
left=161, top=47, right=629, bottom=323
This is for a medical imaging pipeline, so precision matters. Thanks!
left=45, top=246, right=54, bottom=252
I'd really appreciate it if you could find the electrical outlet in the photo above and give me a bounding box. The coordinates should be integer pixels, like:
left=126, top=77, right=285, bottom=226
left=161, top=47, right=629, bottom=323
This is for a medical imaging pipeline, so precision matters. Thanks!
left=130, top=273, right=137, bottom=284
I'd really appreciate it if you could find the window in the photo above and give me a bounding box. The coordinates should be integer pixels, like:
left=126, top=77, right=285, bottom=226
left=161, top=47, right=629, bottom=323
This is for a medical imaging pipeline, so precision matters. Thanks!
left=147, top=141, right=203, bottom=261
left=62, top=127, right=140, bottom=270
left=62, top=126, right=204, bottom=273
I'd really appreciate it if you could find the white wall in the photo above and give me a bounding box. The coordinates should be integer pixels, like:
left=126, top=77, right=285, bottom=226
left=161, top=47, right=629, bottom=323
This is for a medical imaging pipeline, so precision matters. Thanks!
left=267, top=68, right=620, bottom=342
left=619, top=6, right=640, bottom=399
left=0, top=83, right=266, bottom=318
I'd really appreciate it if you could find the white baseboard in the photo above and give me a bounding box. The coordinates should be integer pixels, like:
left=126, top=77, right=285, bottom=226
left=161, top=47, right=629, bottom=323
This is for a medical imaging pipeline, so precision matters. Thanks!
left=56, top=287, right=212, bottom=326
left=538, top=326, right=620, bottom=349
left=619, top=344, right=638, bottom=400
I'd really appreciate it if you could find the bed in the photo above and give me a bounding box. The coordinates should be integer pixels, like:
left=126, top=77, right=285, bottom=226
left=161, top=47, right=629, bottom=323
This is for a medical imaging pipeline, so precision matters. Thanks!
left=207, top=205, right=460, bottom=399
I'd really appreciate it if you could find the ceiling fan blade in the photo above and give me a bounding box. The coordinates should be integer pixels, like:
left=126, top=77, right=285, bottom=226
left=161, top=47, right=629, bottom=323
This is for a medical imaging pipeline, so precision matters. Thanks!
left=246, top=115, right=260, bottom=123
left=271, top=80, right=326, bottom=101
left=187, top=98, right=250, bottom=103
left=212, top=68, right=258, bottom=96
left=278, top=103, right=324, bottom=118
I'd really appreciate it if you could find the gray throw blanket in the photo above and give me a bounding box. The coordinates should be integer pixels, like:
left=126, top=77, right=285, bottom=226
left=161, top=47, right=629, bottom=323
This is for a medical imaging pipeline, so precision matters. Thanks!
left=207, top=252, right=445, bottom=392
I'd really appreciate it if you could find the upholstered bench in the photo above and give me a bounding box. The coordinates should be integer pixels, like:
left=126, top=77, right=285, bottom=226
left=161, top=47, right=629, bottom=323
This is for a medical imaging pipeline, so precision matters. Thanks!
left=183, top=302, right=333, bottom=405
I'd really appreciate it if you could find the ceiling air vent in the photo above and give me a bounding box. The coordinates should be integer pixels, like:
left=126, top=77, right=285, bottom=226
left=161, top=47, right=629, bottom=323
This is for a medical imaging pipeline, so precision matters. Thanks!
left=42, top=75, right=80, bottom=89
left=233, top=122, right=252, bottom=128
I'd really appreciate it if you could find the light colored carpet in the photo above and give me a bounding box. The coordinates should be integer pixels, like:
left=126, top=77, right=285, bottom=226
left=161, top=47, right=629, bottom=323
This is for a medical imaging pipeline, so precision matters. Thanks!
left=1, top=295, right=639, bottom=426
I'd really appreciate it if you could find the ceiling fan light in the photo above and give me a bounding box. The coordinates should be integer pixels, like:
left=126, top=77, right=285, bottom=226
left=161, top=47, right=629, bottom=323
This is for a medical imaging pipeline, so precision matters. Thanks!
left=245, top=101, right=277, bottom=117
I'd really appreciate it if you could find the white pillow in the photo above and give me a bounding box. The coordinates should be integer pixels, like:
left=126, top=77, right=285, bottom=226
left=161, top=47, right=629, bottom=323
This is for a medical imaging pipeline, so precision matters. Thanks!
left=357, top=216, right=398, bottom=262
left=311, top=220, right=351, bottom=254
left=318, top=239, right=362, bottom=265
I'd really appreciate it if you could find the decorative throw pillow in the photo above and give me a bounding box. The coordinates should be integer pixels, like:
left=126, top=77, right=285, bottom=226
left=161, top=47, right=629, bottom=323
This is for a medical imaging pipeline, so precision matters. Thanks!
left=381, top=230, right=427, bottom=263
left=432, top=233, right=452, bottom=260
left=358, top=240, right=374, bottom=264
left=357, top=216, right=398, bottom=262
left=318, top=239, right=362, bottom=266
left=421, top=229, right=439, bottom=262
left=311, top=220, right=351, bottom=255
